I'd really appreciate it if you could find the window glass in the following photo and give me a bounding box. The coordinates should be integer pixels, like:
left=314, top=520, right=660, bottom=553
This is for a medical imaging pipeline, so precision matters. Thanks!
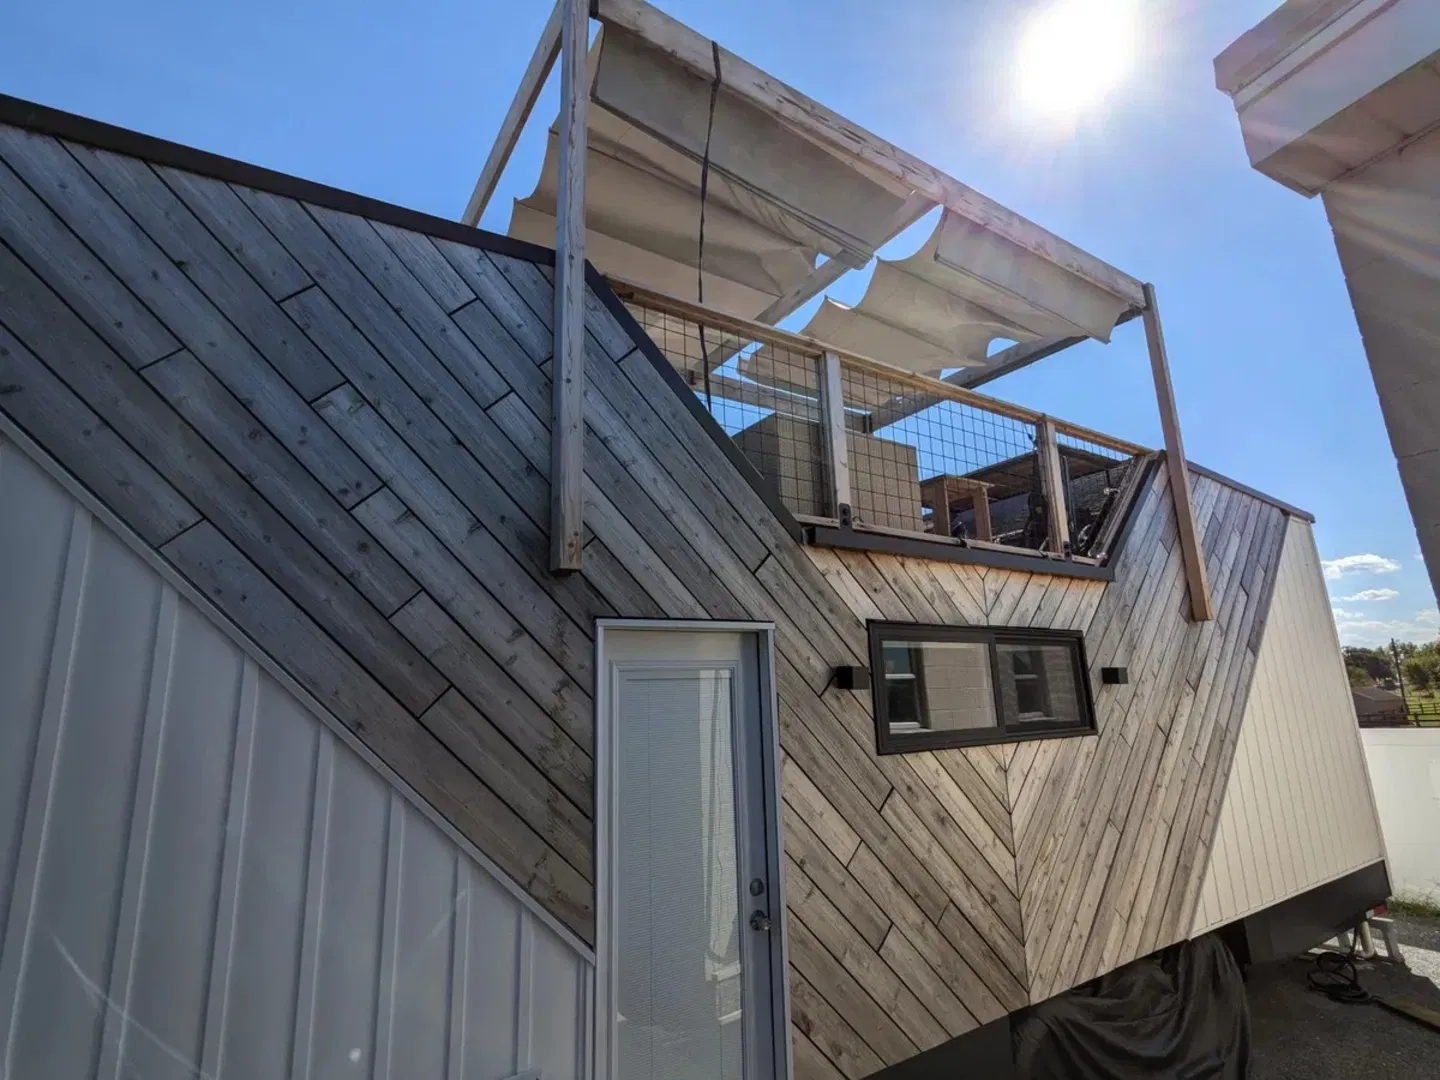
left=870, top=625, right=1092, bottom=752
left=880, top=639, right=996, bottom=738
left=996, top=641, right=1083, bottom=726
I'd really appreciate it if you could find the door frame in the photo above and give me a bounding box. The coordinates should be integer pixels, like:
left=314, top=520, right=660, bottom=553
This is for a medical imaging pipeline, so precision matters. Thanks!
left=592, top=619, right=792, bottom=1080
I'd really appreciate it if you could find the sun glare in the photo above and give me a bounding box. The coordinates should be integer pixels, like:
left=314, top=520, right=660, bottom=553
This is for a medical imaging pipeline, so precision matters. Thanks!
left=1016, top=0, right=1138, bottom=121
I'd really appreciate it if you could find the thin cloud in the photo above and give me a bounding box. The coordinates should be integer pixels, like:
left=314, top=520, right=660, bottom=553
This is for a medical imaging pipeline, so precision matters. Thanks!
left=1338, top=588, right=1399, bottom=602
left=1322, top=554, right=1402, bottom=581
left=1332, top=606, right=1440, bottom=647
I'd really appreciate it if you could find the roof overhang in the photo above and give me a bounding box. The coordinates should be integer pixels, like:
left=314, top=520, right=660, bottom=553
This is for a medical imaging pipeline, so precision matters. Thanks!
left=1215, top=0, right=1440, bottom=195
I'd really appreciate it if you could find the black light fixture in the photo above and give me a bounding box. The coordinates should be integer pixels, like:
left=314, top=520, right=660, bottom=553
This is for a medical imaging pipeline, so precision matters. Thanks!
left=1101, top=666, right=1129, bottom=685
left=833, top=665, right=871, bottom=690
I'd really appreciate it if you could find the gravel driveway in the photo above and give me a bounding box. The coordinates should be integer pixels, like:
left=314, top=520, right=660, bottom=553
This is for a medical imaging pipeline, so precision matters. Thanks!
left=1250, top=915, right=1440, bottom=1078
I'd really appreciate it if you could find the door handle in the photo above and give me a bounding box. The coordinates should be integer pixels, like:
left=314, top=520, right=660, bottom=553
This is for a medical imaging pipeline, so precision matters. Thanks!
left=750, top=910, right=772, bottom=932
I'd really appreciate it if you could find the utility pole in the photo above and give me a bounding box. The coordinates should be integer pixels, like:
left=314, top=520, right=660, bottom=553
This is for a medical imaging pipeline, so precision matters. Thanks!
left=1391, top=637, right=1411, bottom=720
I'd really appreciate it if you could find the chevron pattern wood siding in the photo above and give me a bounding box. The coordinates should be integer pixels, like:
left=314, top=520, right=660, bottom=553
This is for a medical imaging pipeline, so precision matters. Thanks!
left=806, top=463, right=1292, bottom=1020
left=0, top=106, right=1295, bottom=1080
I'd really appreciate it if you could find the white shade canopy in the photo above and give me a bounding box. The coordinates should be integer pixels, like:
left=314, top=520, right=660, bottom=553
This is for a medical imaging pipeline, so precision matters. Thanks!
left=508, top=25, right=912, bottom=320
left=798, top=211, right=1133, bottom=375
left=506, top=18, right=1136, bottom=372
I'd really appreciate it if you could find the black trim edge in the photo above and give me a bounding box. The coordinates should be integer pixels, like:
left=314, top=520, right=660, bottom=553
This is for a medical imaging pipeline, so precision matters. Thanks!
left=1226, top=859, right=1390, bottom=965
left=863, top=1011, right=1017, bottom=1080
left=1101, top=453, right=1161, bottom=567
left=584, top=264, right=806, bottom=543
left=1186, top=459, right=1315, bottom=523
left=807, top=522, right=1115, bottom=580
left=0, top=93, right=556, bottom=267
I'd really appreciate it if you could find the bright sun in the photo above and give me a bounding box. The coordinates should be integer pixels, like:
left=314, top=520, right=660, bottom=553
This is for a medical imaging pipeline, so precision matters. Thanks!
left=1016, top=0, right=1138, bottom=120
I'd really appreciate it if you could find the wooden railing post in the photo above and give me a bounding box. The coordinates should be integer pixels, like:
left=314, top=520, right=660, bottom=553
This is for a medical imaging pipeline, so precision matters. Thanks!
left=820, top=351, right=853, bottom=520
left=549, top=0, right=588, bottom=573
left=1036, top=416, right=1071, bottom=555
left=1143, top=283, right=1214, bottom=621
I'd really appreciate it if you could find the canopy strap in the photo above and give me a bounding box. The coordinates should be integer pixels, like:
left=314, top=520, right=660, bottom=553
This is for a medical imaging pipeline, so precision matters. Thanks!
left=698, top=39, right=722, bottom=408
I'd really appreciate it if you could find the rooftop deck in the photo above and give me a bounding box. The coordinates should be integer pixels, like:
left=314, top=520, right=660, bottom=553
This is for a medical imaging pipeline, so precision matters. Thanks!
left=616, top=282, right=1155, bottom=577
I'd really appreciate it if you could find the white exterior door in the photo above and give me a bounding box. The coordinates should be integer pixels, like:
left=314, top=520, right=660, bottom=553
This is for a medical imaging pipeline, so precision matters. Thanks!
left=598, top=627, right=786, bottom=1080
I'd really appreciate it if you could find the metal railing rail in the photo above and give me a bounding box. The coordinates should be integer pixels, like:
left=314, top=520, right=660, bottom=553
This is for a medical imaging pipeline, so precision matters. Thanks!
left=612, top=278, right=1151, bottom=559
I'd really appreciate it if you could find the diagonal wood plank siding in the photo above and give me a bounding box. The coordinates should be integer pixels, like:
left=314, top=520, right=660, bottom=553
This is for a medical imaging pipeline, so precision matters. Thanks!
left=0, top=111, right=1293, bottom=1079
left=805, top=462, right=1291, bottom=1016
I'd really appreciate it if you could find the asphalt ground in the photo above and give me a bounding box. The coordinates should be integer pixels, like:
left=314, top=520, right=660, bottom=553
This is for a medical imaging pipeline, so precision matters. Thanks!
left=1249, top=914, right=1440, bottom=1078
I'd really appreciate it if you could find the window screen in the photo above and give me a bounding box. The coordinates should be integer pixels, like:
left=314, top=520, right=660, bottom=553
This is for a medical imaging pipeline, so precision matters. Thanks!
left=869, top=624, right=1094, bottom=753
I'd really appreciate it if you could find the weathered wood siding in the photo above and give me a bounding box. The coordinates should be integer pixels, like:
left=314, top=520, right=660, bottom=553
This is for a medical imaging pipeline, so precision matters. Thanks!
left=0, top=107, right=1299, bottom=1080
left=805, top=461, right=1293, bottom=1015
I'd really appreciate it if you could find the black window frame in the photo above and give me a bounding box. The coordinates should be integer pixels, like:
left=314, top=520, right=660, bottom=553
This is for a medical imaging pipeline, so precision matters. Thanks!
left=868, top=622, right=1097, bottom=754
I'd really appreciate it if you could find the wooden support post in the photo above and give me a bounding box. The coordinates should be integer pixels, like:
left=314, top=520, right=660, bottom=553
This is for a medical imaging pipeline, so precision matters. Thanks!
left=1036, top=416, right=1071, bottom=555
left=971, top=483, right=993, bottom=542
left=461, top=0, right=565, bottom=226
left=550, top=0, right=588, bottom=573
left=820, top=351, right=853, bottom=516
left=1143, top=283, right=1214, bottom=621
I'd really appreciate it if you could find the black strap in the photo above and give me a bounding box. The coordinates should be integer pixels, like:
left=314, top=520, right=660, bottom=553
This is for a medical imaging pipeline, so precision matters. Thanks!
left=697, top=39, right=722, bottom=408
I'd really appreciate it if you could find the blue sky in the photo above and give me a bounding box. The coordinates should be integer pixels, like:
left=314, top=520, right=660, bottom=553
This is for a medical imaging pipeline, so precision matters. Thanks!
left=3, top=0, right=1430, bottom=645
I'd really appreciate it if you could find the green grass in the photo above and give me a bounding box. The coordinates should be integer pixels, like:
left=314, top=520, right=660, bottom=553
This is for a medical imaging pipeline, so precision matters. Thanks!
left=1387, top=894, right=1440, bottom=919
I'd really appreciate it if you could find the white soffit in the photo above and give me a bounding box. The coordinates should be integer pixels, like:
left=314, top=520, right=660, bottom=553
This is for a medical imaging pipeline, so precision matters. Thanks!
left=508, top=26, right=912, bottom=319
left=797, top=211, right=1132, bottom=374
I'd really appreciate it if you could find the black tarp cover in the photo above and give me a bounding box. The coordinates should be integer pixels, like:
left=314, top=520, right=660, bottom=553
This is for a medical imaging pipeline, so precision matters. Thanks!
left=1012, top=934, right=1250, bottom=1079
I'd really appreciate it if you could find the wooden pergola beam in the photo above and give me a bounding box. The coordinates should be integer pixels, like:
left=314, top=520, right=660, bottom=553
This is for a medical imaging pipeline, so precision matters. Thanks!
left=1143, top=283, right=1214, bottom=621
left=461, top=0, right=564, bottom=227
left=550, top=0, right=589, bottom=572
left=594, top=0, right=1145, bottom=310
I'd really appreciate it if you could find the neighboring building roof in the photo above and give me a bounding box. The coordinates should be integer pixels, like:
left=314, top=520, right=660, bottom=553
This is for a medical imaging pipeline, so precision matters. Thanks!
left=1353, top=685, right=1403, bottom=702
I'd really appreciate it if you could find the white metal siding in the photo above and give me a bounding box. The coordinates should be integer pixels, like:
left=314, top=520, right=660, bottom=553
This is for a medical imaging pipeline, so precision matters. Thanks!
left=1190, top=518, right=1386, bottom=936
left=1360, top=727, right=1440, bottom=904
left=0, top=428, right=590, bottom=1080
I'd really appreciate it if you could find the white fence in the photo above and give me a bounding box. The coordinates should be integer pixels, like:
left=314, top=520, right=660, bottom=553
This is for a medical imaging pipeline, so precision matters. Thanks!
left=1362, top=727, right=1440, bottom=904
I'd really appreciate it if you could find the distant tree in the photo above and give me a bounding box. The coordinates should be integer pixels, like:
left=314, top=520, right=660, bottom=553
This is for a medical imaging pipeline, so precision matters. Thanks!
left=1402, top=654, right=1439, bottom=694
left=1395, top=640, right=1421, bottom=661
left=1344, top=646, right=1393, bottom=683
left=1347, top=664, right=1372, bottom=688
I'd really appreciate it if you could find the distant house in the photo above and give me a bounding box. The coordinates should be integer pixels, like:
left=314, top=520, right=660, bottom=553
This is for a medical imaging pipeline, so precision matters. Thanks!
left=1353, top=686, right=1409, bottom=727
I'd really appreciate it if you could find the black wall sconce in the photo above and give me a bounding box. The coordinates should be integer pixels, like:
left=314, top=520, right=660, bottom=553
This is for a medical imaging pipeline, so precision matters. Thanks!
left=1101, top=666, right=1129, bottom=685
left=833, top=665, right=871, bottom=690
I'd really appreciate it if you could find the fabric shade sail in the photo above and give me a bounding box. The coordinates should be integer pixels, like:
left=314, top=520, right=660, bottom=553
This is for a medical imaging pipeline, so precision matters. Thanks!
left=506, top=25, right=913, bottom=320
left=507, top=23, right=1134, bottom=379
left=798, top=211, right=1134, bottom=375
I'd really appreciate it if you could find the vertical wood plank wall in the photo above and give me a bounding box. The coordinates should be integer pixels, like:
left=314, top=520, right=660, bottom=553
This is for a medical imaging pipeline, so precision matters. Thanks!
left=1191, top=518, right=1386, bottom=936
left=0, top=107, right=1330, bottom=1080
left=0, top=433, right=589, bottom=1080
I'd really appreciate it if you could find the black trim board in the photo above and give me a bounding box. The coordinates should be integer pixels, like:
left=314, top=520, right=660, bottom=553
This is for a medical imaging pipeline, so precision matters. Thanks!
left=863, top=1011, right=1017, bottom=1080
left=0, top=93, right=555, bottom=267
left=806, top=522, right=1116, bottom=580
left=1185, top=459, right=1315, bottom=523
left=1226, top=859, right=1391, bottom=966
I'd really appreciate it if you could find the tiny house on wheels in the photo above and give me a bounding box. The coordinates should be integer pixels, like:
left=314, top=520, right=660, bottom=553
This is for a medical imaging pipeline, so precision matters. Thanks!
left=0, top=2, right=1388, bottom=1077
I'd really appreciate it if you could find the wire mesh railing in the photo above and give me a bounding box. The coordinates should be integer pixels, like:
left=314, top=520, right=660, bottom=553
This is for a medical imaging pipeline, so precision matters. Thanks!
left=615, top=281, right=1151, bottom=563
